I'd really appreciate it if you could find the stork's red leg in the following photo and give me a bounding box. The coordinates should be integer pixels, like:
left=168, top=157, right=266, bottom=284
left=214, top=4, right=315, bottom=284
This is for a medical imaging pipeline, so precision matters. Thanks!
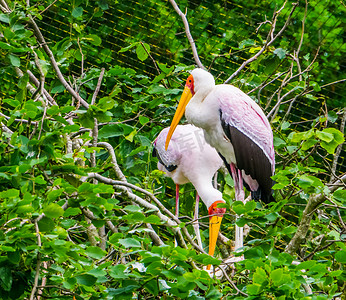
left=175, top=184, right=179, bottom=218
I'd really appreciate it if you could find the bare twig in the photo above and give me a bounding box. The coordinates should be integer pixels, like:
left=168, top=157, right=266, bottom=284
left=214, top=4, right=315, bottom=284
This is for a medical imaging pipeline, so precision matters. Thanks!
left=30, top=220, right=42, bottom=300
left=286, top=174, right=346, bottom=255
left=219, top=266, right=248, bottom=296
left=84, top=172, right=205, bottom=253
left=225, top=1, right=298, bottom=83
left=330, top=107, right=346, bottom=183
left=91, top=68, right=105, bottom=106
left=168, top=0, right=204, bottom=69
left=27, top=16, right=90, bottom=109
left=97, top=142, right=128, bottom=183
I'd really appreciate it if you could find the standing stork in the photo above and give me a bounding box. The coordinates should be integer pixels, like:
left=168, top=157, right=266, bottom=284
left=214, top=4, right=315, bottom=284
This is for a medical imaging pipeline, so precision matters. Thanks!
left=153, top=124, right=225, bottom=258
left=165, top=68, right=275, bottom=252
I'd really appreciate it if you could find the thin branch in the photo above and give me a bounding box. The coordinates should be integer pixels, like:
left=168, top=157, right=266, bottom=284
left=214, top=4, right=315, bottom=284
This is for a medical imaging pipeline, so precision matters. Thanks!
left=285, top=174, right=346, bottom=255
left=30, top=220, right=42, bottom=300
left=26, top=70, right=58, bottom=106
left=168, top=0, right=204, bottom=69
left=35, top=0, right=58, bottom=17
left=91, top=68, right=105, bottom=106
left=27, top=16, right=89, bottom=109
left=77, top=38, right=85, bottom=79
left=97, top=142, right=127, bottom=183
left=219, top=266, right=248, bottom=297
left=139, top=41, right=168, bottom=89
left=330, top=107, right=346, bottom=183
left=84, top=172, right=205, bottom=253
left=225, top=1, right=298, bottom=83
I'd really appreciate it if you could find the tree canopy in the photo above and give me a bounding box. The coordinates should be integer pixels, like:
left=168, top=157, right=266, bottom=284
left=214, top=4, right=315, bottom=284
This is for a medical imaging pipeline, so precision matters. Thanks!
left=0, top=0, right=345, bottom=299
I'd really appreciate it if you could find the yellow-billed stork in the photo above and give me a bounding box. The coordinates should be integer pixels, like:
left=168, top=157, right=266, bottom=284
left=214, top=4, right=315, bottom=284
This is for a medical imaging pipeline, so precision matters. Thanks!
left=165, top=68, right=275, bottom=254
left=153, top=124, right=225, bottom=258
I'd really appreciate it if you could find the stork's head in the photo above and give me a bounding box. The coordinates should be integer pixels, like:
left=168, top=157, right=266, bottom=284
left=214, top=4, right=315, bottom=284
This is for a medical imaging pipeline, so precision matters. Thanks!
left=165, top=68, right=215, bottom=150
left=207, top=200, right=226, bottom=270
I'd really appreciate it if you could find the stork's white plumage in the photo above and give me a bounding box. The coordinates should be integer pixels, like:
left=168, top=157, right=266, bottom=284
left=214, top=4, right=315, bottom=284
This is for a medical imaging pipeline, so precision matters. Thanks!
left=165, top=68, right=275, bottom=254
left=153, top=124, right=225, bottom=258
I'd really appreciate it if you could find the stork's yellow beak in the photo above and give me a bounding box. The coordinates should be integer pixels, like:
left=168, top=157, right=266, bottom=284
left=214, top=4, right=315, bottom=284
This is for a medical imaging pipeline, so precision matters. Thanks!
left=165, top=86, right=192, bottom=150
left=207, top=215, right=223, bottom=270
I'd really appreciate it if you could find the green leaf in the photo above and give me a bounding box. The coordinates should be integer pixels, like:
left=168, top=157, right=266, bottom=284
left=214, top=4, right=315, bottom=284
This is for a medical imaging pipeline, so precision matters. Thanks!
left=44, top=203, right=64, bottom=218
left=144, top=215, right=162, bottom=224
left=75, top=274, right=97, bottom=286
left=109, top=265, right=128, bottom=279
left=98, top=124, right=124, bottom=138
left=253, top=267, right=267, bottom=285
left=270, top=268, right=283, bottom=285
left=316, top=130, right=334, bottom=142
left=247, top=283, right=262, bottom=295
left=319, top=128, right=344, bottom=154
left=136, top=43, right=150, bottom=61
left=119, top=238, right=141, bottom=248
left=125, top=130, right=137, bottom=142
left=273, top=48, right=287, bottom=59
left=85, top=246, right=107, bottom=259
left=333, top=189, right=346, bottom=202
left=7, top=250, right=20, bottom=264
left=0, top=13, right=10, bottom=23
left=47, top=189, right=64, bottom=201
left=139, top=115, right=149, bottom=125
left=123, top=205, right=142, bottom=212
left=144, top=279, right=159, bottom=296
left=51, top=84, right=65, bottom=93
left=16, top=204, right=34, bottom=214
left=239, top=39, right=255, bottom=48
left=72, top=7, right=83, bottom=18
left=245, top=200, right=256, bottom=212
left=0, top=266, right=12, bottom=291
left=118, top=43, right=137, bottom=53
left=98, top=96, right=116, bottom=110
left=85, top=34, right=102, bottom=46
left=0, top=189, right=19, bottom=198
left=327, top=111, right=338, bottom=123
left=335, top=250, right=346, bottom=263
left=9, top=54, right=20, bottom=67
left=232, top=201, right=247, bottom=215
left=38, top=216, right=55, bottom=232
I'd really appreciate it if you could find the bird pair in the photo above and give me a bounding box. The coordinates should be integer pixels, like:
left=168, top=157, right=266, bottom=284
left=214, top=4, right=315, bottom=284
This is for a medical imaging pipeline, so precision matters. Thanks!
left=153, top=68, right=275, bottom=269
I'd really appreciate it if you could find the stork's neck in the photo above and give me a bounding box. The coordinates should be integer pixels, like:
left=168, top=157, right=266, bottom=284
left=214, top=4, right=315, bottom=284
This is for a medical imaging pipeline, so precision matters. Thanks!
left=194, top=83, right=215, bottom=101
left=185, top=85, right=219, bottom=131
left=191, top=177, right=223, bottom=209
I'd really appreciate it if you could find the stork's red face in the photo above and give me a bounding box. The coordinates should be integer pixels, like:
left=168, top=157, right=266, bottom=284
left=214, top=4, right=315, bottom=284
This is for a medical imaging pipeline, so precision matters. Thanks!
left=165, top=74, right=195, bottom=150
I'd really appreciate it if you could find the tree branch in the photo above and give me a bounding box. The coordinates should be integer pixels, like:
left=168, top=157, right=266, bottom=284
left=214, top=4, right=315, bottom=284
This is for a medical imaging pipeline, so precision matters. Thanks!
left=26, top=16, right=90, bottom=109
left=285, top=174, right=346, bottom=255
left=224, top=1, right=298, bottom=83
left=84, top=172, right=205, bottom=253
left=168, top=0, right=204, bottom=69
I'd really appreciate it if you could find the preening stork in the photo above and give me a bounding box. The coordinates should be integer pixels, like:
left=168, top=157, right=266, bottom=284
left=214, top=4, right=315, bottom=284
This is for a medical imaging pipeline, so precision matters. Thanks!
left=153, top=124, right=225, bottom=257
left=165, top=68, right=275, bottom=251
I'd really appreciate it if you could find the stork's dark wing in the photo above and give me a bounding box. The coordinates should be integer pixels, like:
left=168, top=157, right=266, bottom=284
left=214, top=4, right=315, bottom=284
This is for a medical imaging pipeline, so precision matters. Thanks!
left=220, top=109, right=274, bottom=203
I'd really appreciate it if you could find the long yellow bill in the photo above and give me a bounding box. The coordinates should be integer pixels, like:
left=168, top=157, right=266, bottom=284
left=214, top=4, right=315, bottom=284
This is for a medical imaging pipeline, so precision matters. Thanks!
left=165, top=86, right=193, bottom=150
left=207, top=215, right=223, bottom=270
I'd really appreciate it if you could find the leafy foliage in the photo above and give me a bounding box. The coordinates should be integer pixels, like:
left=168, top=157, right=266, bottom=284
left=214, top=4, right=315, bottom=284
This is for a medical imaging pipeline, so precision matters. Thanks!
left=0, top=0, right=345, bottom=299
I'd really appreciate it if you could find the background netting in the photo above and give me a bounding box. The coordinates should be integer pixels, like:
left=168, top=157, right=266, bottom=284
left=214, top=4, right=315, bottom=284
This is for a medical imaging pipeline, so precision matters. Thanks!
left=35, top=0, right=345, bottom=173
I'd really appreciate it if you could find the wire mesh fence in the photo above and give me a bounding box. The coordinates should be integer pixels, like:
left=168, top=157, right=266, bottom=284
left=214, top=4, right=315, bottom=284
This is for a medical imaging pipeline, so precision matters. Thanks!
left=12, top=0, right=346, bottom=173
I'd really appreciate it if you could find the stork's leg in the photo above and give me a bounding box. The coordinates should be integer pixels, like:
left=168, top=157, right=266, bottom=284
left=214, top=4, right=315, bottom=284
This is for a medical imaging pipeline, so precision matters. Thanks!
left=193, top=194, right=203, bottom=250
left=174, top=184, right=179, bottom=247
left=175, top=184, right=179, bottom=218
left=230, top=165, right=245, bottom=250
